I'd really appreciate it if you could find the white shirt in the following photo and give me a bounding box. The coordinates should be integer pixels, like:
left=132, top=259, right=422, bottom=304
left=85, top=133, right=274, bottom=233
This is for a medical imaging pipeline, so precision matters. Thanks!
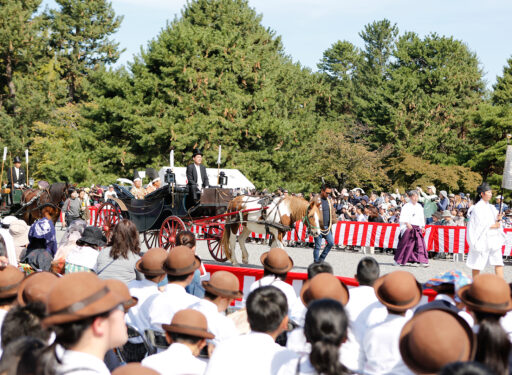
left=343, top=285, right=379, bottom=372
left=55, top=350, right=110, bottom=375
left=195, top=164, right=203, bottom=188
left=277, top=355, right=320, bottom=375
left=146, top=283, right=200, bottom=331
left=65, top=245, right=99, bottom=269
left=399, top=201, right=425, bottom=234
left=467, top=199, right=504, bottom=252
left=142, top=343, right=206, bottom=375
left=205, top=332, right=298, bottom=375
left=363, top=314, right=413, bottom=375
left=190, top=299, right=239, bottom=345
left=126, top=278, right=161, bottom=336
left=433, top=294, right=474, bottom=327
left=0, top=309, right=8, bottom=357
left=104, top=190, right=118, bottom=200
left=246, top=276, right=303, bottom=324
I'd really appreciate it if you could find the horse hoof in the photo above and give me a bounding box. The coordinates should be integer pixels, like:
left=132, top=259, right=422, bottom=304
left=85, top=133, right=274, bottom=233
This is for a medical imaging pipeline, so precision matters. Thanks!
left=242, top=258, right=249, bottom=264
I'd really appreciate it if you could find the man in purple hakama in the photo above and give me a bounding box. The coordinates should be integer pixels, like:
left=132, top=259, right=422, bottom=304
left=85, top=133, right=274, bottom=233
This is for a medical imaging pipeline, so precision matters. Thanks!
left=394, top=190, right=429, bottom=267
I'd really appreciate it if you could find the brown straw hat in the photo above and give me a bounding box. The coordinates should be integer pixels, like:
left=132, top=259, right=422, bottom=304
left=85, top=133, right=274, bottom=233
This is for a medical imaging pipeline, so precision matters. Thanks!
left=458, top=274, right=512, bottom=314
left=163, top=246, right=201, bottom=276
left=42, top=272, right=126, bottom=326
left=374, top=271, right=422, bottom=312
left=162, top=309, right=214, bottom=339
left=0, top=265, right=25, bottom=299
left=260, top=248, right=294, bottom=274
left=17, top=271, right=59, bottom=306
left=202, top=270, right=243, bottom=299
left=300, top=273, right=349, bottom=306
left=135, top=248, right=168, bottom=276
left=111, top=363, right=160, bottom=375
left=399, top=307, right=476, bottom=374
left=106, top=279, right=138, bottom=312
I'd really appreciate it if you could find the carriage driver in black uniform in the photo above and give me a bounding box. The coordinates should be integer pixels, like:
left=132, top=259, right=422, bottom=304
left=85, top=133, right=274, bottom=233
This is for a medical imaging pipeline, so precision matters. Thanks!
left=186, top=148, right=209, bottom=203
left=5, top=156, right=26, bottom=205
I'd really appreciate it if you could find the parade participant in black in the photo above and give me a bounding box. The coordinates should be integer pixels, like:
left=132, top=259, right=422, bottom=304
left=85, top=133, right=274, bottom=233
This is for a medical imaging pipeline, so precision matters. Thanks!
left=5, top=156, right=26, bottom=205
left=312, top=184, right=337, bottom=263
left=186, top=148, right=209, bottom=203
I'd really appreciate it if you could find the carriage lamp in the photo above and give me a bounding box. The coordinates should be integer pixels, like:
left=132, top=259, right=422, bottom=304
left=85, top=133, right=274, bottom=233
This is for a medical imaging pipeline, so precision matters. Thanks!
left=219, top=171, right=228, bottom=187
left=165, top=169, right=176, bottom=185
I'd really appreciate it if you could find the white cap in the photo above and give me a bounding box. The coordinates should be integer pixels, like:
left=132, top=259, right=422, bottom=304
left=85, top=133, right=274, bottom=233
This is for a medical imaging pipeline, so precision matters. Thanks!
left=152, top=177, right=160, bottom=183
left=496, top=195, right=504, bottom=199
left=134, top=177, right=141, bottom=182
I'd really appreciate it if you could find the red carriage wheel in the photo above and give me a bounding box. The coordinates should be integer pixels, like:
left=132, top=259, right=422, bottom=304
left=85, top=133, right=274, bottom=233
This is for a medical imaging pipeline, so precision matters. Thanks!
left=207, top=224, right=227, bottom=262
left=159, top=216, right=186, bottom=250
left=143, top=229, right=160, bottom=249
left=94, top=202, right=121, bottom=241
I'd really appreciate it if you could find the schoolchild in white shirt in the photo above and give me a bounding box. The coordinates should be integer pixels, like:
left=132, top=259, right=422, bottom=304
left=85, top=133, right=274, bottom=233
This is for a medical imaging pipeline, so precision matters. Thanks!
left=245, top=248, right=303, bottom=324
left=206, top=286, right=298, bottom=375
left=344, top=257, right=380, bottom=372
left=362, top=271, right=422, bottom=375
left=143, top=246, right=201, bottom=331
left=142, top=309, right=214, bottom=375
left=190, top=270, right=241, bottom=346
left=278, top=299, right=353, bottom=375
left=34, top=272, right=130, bottom=375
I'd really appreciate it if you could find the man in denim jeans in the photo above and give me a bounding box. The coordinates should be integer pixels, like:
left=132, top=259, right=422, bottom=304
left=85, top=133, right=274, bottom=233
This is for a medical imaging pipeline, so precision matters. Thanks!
left=313, top=184, right=337, bottom=263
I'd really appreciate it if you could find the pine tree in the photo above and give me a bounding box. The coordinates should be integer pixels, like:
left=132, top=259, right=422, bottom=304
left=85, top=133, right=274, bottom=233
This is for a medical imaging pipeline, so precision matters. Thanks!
left=48, top=0, right=123, bottom=102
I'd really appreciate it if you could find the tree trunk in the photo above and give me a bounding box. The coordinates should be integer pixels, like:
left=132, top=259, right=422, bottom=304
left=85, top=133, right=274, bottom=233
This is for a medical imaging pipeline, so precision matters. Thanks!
left=5, top=49, right=17, bottom=113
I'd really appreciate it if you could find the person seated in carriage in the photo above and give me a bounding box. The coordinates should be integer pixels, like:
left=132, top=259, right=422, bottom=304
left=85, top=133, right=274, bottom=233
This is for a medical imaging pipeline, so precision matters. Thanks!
left=145, top=177, right=161, bottom=195
left=186, top=148, right=209, bottom=204
left=131, top=177, right=146, bottom=200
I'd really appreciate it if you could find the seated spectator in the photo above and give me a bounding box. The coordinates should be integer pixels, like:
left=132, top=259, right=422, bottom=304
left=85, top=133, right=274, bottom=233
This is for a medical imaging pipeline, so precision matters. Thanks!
left=34, top=272, right=129, bottom=374
left=245, top=248, right=303, bottom=325
left=16, top=271, right=58, bottom=307
left=306, top=262, right=333, bottom=279
left=344, top=257, right=380, bottom=372
left=278, top=299, right=352, bottom=375
left=441, top=210, right=456, bottom=226
left=176, top=230, right=205, bottom=298
left=19, top=219, right=56, bottom=272
left=458, top=274, right=512, bottom=375
left=0, top=265, right=26, bottom=357
left=142, top=309, right=213, bottom=374
left=112, top=363, right=159, bottom=375
left=399, top=307, right=476, bottom=374
left=94, top=219, right=141, bottom=283
left=362, top=270, right=422, bottom=375
left=454, top=209, right=466, bottom=226
left=1, top=303, right=51, bottom=350
left=65, top=226, right=106, bottom=273
left=287, top=273, right=349, bottom=356
left=53, top=219, right=87, bottom=274
left=206, top=286, right=297, bottom=375
left=190, top=270, right=241, bottom=346
left=29, top=205, right=58, bottom=256
left=143, top=246, right=201, bottom=332
left=0, top=337, right=45, bottom=375
left=5, top=218, right=29, bottom=262
left=431, top=210, right=442, bottom=225
left=367, top=206, right=384, bottom=223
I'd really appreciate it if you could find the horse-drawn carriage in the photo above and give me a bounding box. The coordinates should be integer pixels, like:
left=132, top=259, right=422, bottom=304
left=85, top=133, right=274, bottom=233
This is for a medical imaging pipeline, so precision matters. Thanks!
left=94, top=176, right=236, bottom=262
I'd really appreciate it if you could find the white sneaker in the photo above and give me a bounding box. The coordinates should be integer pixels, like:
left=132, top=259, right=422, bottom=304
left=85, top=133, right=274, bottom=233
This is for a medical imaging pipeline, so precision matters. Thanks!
left=421, top=263, right=430, bottom=268
left=393, top=261, right=401, bottom=267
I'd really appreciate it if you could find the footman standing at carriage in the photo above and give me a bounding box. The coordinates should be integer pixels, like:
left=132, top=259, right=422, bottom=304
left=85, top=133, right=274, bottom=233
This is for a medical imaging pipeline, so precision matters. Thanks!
left=466, top=182, right=505, bottom=279
left=394, top=190, right=429, bottom=267
left=186, top=148, right=209, bottom=203
left=313, top=184, right=337, bottom=263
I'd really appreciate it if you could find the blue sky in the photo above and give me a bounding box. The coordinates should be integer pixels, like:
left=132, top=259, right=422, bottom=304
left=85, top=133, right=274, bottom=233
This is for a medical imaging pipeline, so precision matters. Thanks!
left=44, top=0, right=512, bottom=88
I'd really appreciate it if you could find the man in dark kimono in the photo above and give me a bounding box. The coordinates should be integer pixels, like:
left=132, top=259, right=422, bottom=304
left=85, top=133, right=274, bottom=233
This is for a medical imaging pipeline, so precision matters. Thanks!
left=394, top=190, right=429, bottom=267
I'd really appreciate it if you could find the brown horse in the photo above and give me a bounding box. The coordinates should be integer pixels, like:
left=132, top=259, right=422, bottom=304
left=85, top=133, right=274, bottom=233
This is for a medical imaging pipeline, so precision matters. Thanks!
left=20, top=182, right=70, bottom=225
left=220, top=195, right=322, bottom=265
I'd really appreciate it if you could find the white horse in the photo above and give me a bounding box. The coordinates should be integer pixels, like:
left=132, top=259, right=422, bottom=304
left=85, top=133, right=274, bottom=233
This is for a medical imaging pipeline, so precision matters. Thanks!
left=221, top=195, right=322, bottom=265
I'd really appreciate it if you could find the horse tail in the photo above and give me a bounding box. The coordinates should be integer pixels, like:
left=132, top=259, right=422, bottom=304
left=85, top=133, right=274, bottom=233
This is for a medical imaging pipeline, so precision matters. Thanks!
left=221, top=224, right=232, bottom=260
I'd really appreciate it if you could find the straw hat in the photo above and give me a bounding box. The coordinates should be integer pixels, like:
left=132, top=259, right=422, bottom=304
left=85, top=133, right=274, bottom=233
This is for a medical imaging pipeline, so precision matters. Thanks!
left=399, top=307, right=476, bottom=374
left=0, top=265, right=25, bottom=299
left=162, top=309, right=214, bottom=339
left=458, top=274, right=512, bottom=314
left=374, top=271, right=422, bottom=312
left=163, top=246, right=201, bottom=276
left=17, top=271, right=59, bottom=306
left=42, top=273, right=126, bottom=326
left=106, top=279, right=138, bottom=312
left=300, top=273, right=349, bottom=306
left=135, top=248, right=168, bottom=276
left=202, top=270, right=243, bottom=299
left=260, top=248, right=294, bottom=274
left=111, top=364, right=159, bottom=375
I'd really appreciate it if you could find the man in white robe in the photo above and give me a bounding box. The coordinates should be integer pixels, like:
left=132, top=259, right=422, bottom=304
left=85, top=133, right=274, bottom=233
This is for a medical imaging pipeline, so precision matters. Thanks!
left=466, top=182, right=505, bottom=278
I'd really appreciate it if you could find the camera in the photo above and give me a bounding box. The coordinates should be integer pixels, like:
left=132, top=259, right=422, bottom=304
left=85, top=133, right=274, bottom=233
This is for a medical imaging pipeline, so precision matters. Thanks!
left=164, top=169, right=176, bottom=184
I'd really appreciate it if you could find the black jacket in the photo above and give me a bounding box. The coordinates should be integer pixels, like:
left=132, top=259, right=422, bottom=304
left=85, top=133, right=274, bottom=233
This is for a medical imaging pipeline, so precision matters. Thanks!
left=6, top=166, right=26, bottom=186
left=186, top=163, right=209, bottom=189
